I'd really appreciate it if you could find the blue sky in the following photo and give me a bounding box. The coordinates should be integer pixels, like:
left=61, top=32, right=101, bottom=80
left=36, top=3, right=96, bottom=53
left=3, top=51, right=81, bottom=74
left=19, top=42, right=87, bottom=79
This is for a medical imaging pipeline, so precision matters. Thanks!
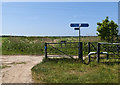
left=2, top=2, right=118, bottom=36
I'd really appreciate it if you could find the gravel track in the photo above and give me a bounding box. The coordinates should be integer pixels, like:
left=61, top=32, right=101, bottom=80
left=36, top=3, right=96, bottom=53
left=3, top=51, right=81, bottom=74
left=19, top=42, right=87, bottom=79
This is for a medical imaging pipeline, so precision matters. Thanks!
left=1, top=55, right=43, bottom=83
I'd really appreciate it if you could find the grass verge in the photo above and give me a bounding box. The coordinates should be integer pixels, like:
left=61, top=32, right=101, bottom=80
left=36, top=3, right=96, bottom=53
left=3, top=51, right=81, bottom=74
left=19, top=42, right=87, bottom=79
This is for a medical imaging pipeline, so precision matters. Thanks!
left=32, top=58, right=119, bottom=83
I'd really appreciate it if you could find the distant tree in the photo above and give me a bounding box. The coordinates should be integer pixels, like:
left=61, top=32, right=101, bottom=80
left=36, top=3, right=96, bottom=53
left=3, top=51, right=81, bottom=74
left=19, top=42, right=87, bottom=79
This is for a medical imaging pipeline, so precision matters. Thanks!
left=96, top=16, right=118, bottom=42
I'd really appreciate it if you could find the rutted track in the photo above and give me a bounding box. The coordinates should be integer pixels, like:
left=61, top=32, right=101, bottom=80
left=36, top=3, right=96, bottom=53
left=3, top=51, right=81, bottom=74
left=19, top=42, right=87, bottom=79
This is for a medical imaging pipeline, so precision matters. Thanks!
left=1, top=55, right=43, bottom=83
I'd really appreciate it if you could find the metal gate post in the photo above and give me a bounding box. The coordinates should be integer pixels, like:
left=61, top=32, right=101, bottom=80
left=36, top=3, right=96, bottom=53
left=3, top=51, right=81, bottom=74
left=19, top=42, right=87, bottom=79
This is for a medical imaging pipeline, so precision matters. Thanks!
left=78, top=42, right=83, bottom=61
left=97, top=43, right=100, bottom=63
left=78, top=42, right=80, bottom=59
left=80, top=42, right=83, bottom=61
left=88, top=42, right=90, bottom=62
left=117, top=45, right=119, bottom=56
left=88, top=42, right=90, bottom=54
left=45, top=43, right=47, bottom=59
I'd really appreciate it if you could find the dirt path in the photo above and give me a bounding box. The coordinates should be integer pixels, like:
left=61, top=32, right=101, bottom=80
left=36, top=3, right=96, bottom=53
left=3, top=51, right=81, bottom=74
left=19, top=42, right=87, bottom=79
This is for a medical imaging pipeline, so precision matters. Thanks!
left=1, top=55, right=43, bottom=83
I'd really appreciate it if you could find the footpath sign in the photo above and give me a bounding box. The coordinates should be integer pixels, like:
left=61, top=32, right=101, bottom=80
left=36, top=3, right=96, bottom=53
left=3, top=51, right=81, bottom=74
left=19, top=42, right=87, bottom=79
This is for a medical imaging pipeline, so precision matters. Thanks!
left=70, top=23, right=89, bottom=27
left=70, top=23, right=89, bottom=61
left=74, top=28, right=79, bottom=30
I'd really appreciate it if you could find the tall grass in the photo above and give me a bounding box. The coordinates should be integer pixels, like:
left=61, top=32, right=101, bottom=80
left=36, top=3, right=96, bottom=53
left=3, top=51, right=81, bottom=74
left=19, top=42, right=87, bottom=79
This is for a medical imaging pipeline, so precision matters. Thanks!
left=32, top=58, right=119, bottom=83
left=2, top=36, right=100, bottom=55
left=2, top=37, right=45, bottom=55
left=2, top=36, right=119, bottom=58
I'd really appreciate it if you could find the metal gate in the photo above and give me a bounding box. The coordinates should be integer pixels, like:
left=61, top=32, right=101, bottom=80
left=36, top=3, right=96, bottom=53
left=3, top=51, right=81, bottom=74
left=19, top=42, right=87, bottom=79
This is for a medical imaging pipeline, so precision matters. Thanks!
left=98, top=42, right=120, bottom=57
left=45, top=42, right=80, bottom=59
left=88, top=42, right=120, bottom=62
left=44, top=42, right=120, bottom=62
left=44, top=41, right=91, bottom=60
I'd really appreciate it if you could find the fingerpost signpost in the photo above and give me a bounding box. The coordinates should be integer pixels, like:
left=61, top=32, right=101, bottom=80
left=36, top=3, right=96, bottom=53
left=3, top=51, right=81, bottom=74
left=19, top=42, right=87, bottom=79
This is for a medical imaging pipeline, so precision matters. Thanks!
left=70, top=23, right=89, bottom=61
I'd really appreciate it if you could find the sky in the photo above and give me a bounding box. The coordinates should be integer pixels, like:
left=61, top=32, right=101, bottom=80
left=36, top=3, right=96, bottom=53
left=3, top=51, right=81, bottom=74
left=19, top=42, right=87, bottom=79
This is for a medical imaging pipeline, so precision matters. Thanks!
left=118, top=1, right=120, bottom=35
left=1, top=0, right=120, bottom=2
left=2, top=2, right=118, bottom=36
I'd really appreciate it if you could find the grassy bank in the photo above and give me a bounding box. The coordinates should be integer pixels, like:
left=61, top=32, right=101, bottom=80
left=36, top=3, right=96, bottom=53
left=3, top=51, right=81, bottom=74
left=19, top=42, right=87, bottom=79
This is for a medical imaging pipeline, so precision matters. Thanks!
left=32, top=58, right=119, bottom=83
